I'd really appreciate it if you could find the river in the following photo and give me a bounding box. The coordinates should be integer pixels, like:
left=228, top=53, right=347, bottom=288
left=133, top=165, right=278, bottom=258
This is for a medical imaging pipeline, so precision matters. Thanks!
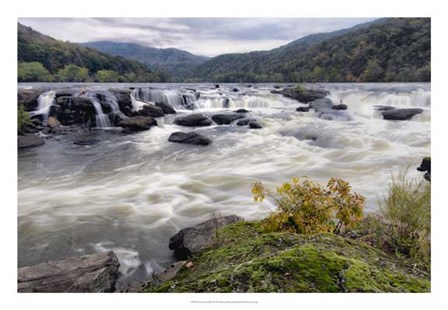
left=17, top=82, right=431, bottom=288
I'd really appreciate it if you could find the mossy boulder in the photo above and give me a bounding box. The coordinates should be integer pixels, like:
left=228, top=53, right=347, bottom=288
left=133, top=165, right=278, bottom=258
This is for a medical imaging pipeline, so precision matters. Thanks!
left=146, top=221, right=430, bottom=293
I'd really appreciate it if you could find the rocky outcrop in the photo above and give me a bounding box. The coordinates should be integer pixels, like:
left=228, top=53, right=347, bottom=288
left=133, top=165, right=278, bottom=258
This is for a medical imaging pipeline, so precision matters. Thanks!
left=155, top=102, right=176, bottom=114
left=382, top=108, right=423, bottom=120
left=118, top=116, right=157, bottom=132
left=18, top=88, right=43, bottom=111
left=52, top=96, right=97, bottom=126
left=417, top=157, right=431, bottom=182
left=274, top=87, right=329, bottom=103
left=211, top=113, right=245, bottom=125
left=18, top=251, right=120, bottom=293
left=134, top=104, right=165, bottom=118
left=110, top=89, right=133, bottom=116
left=18, top=134, right=45, bottom=149
left=168, top=215, right=243, bottom=260
left=168, top=132, right=212, bottom=146
left=174, top=114, right=212, bottom=127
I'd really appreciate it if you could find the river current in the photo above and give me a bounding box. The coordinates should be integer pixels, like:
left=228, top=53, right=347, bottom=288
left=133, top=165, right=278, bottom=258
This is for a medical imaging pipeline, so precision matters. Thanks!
left=17, top=83, right=430, bottom=288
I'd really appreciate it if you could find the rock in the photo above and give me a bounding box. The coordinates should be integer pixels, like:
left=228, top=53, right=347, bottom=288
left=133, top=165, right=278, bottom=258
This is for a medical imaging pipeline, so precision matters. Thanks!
left=17, top=251, right=120, bottom=292
left=54, top=96, right=97, bottom=126
left=110, top=89, right=133, bottom=116
left=249, top=121, right=262, bottom=129
left=296, top=106, right=310, bottom=112
left=309, top=98, right=334, bottom=112
left=118, top=116, right=157, bottom=131
left=18, top=134, right=45, bottom=149
left=18, top=88, right=42, bottom=111
left=316, top=109, right=352, bottom=121
left=54, top=89, right=77, bottom=98
left=232, top=88, right=239, bottom=92
left=332, top=104, right=348, bottom=110
left=417, top=157, right=431, bottom=182
left=273, top=85, right=282, bottom=89
left=135, top=104, right=165, bottom=118
left=155, top=102, right=176, bottom=114
left=276, top=87, right=329, bottom=103
left=74, top=139, right=101, bottom=146
left=168, top=132, right=212, bottom=146
left=374, top=105, right=396, bottom=111
left=236, top=119, right=251, bottom=126
left=235, top=109, right=250, bottom=113
left=174, top=114, right=212, bottom=127
left=153, top=261, right=188, bottom=284
left=215, top=84, right=220, bottom=88
left=211, top=113, right=245, bottom=125
left=168, top=215, right=244, bottom=260
left=382, top=108, right=424, bottom=121
left=46, top=116, right=60, bottom=128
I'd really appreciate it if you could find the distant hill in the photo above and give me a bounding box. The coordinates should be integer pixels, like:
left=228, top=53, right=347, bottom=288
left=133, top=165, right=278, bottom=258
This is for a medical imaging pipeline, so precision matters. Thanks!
left=81, top=41, right=209, bottom=81
left=18, top=23, right=169, bottom=82
left=190, top=18, right=430, bottom=83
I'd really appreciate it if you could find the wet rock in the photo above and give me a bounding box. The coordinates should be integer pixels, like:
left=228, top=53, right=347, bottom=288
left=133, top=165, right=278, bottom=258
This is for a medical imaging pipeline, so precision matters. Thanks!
left=332, top=104, right=348, bottom=110
left=74, top=139, right=101, bottom=146
left=309, top=98, right=334, bottom=112
left=174, top=114, right=212, bottom=127
left=417, top=157, right=431, bottom=182
left=155, top=102, right=176, bottom=114
left=169, top=215, right=244, bottom=260
left=18, top=88, right=43, bottom=111
left=54, top=89, right=77, bottom=98
left=135, top=104, right=164, bottom=118
left=110, top=89, right=133, bottom=116
left=275, top=87, right=329, bottom=103
left=53, top=96, right=96, bottom=126
left=46, top=116, right=60, bottom=128
left=249, top=121, right=262, bottom=129
left=214, top=84, right=220, bottom=88
left=236, top=119, right=251, bottom=126
left=382, top=108, right=423, bottom=121
left=211, top=113, right=245, bottom=125
left=168, top=132, right=212, bottom=146
left=18, top=134, right=45, bottom=149
left=118, top=116, right=157, bottom=131
left=18, top=251, right=120, bottom=292
left=235, top=109, right=250, bottom=113
left=232, top=88, right=239, bottom=92
left=296, top=106, right=310, bottom=112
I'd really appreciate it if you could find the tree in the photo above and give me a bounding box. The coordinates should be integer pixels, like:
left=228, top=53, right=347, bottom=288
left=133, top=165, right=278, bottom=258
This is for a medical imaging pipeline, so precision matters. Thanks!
left=56, top=64, right=90, bottom=82
left=360, top=59, right=384, bottom=82
left=18, top=62, right=54, bottom=82
left=95, top=70, right=119, bottom=82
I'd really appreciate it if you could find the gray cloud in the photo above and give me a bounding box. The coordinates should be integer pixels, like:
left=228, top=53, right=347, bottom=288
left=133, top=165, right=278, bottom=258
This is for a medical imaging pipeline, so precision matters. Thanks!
left=18, top=17, right=377, bottom=56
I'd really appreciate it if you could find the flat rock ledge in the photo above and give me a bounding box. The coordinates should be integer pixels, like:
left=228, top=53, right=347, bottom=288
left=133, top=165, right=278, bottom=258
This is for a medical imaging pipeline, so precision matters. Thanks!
left=18, top=251, right=120, bottom=293
left=169, top=215, right=243, bottom=260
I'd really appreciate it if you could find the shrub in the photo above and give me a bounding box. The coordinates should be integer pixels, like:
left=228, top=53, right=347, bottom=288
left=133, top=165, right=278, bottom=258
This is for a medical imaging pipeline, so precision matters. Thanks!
left=379, top=171, right=431, bottom=267
left=17, top=103, right=30, bottom=134
left=252, top=177, right=365, bottom=234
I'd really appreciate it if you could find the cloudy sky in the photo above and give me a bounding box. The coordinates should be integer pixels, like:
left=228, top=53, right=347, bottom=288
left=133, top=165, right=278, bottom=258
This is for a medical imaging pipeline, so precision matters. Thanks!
left=18, top=18, right=377, bottom=57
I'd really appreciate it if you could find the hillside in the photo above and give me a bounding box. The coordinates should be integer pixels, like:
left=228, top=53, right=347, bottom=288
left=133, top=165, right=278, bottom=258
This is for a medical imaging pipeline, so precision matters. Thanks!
left=190, top=18, right=430, bottom=83
left=81, top=41, right=209, bottom=81
left=17, top=23, right=169, bottom=82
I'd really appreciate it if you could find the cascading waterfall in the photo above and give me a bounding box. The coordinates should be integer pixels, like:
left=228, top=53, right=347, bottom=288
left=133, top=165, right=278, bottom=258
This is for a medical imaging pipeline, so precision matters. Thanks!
left=130, top=89, right=145, bottom=111
left=132, top=88, right=198, bottom=109
left=85, top=92, right=111, bottom=128
left=30, top=90, right=56, bottom=124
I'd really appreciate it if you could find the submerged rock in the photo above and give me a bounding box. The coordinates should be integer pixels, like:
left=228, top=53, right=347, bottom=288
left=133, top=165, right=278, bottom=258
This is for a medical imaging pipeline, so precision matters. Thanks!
left=18, top=251, right=120, bottom=292
left=155, top=102, right=176, bottom=114
left=148, top=221, right=430, bottom=293
left=211, top=113, right=245, bottom=125
left=118, top=116, right=157, bottom=131
left=168, top=215, right=243, bottom=260
left=74, top=139, right=101, bottom=146
left=382, top=108, right=424, bottom=120
left=18, top=134, right=45, bottom=149
left=174, top=114, right=212, bottom=127
left=168, top=132, right=212, bottom=146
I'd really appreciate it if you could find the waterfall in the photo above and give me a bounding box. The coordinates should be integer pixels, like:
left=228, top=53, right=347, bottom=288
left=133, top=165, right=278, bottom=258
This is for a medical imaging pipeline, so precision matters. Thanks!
left=30, top=91, right=56, bottom=124
left=130, top=89, right=145, bottom=111
left=132, top=88, right=197, bottom=109
left=84, top=92, right=111, bottom=128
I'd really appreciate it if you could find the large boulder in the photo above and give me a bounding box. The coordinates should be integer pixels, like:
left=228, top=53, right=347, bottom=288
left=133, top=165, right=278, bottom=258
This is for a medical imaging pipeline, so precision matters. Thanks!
left=417, top=157, right=431, bottom=182
left=46, top=116, right=60, bottom=128
left=155, top=102, right=176, bottom=114
left=18, top=251, right=120, bottom=292
left=18, top=88, right=43, bottom=111
left=168, top=215, right=244, bottom=260
left=135, top=104, right=165, bottom=118
left=168, top=132, right=212, bottom=146
left=118, top=116, right=157, bottom=131
left=275, top=87, right=329, bottom=103
left=174, top=114, right=212, bottom=127
left=52, top=96, right=96, bottom=126
left=382, top=108, right=424, bottom=120
left=211, top=113, right=245, bottom=125
left=18, top=134, right=45, bottom=149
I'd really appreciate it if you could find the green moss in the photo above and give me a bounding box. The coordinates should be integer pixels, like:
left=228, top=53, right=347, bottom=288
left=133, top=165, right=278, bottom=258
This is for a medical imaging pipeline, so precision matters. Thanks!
left=146, top=221, right=430, bottom=293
